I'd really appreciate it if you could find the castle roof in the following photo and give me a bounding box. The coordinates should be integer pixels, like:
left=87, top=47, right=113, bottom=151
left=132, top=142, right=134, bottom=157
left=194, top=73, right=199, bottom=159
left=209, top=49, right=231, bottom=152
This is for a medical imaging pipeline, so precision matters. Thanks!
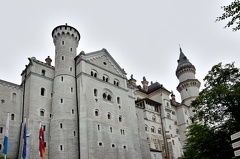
left=176, top=48, right=195, bottom=74
left=138, top=82, right=171, bottom=94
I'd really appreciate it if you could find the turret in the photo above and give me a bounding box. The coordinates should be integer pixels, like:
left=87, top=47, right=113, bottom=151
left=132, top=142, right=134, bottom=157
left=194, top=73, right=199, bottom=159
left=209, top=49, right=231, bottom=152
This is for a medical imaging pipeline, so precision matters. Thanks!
left=176, top=48, right=200, bottom=106
left=49, top=24, right=80, bottom=159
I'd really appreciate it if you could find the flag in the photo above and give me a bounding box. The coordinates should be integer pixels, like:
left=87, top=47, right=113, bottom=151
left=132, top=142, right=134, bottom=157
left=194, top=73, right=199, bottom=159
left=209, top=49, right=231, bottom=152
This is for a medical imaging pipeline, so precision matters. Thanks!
left=39, top=122, right=45, bottom=159
left=22, top=118, right=27, bottom=159
left=2, top=113, right=9, bottom=155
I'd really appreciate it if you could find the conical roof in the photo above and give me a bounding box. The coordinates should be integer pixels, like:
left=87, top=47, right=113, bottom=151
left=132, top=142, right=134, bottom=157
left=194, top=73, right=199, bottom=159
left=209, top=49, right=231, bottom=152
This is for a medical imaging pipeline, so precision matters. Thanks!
left=176, top=48, right=195, bottom=74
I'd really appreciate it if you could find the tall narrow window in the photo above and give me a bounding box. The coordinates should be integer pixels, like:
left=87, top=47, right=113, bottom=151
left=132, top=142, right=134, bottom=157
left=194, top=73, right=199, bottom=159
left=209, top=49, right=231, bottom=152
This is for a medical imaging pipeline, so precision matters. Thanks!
left=11, top=114, right=15, bottom=120
left=62, top=56, right=64, bottom=60
left=71, top=87, right=73, bottom=92
left=71, top=109, right=74, bottom=114
left=41, top=88, right=45, bottom=96
left=70, top=48, right=72, bottom=52
left=62, top=41, right=64, bottom=45
left=97, top=125, right=100, bottom=131
left=61, top=76, right=63, bottom=81
left=145, top=125, right=148, bottom=131
left=119, top=115, right=122, bottom=122
left=94, top=89, right=98, bottom=97
left=70, top=67, right=73, bottom=71
left=60, top=98, right=63, bottom=103
left=110, top=127, right=112, bottom=133
left=73, top=131, right=76, bottom=136
left=42, top=69, right=46, bottom=76
left=40, top=109, right=45, bottom=116
left=0, top=127, right=3, bottom=133
left=60, top=145, right=64, bottom=151
left=60, top=123, right=63, bottom=129
left=107, top=95, right=112, bottom=101
left=0, top=144, right=2, bottom=150
left=107, top=113, right=111, bottom=119
left=95, top=109, right=99, bottom=116
left=12, top=93, right=16, bottom=101
left=117, top=97, right=120, bottom=104
left=42, top=125, right=46, bottom=131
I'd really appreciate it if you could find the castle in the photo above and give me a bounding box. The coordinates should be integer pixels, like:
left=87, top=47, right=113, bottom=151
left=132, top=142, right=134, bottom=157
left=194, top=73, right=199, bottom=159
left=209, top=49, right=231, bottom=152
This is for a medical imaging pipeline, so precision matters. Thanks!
left=0, top=24, right=200, bottom=159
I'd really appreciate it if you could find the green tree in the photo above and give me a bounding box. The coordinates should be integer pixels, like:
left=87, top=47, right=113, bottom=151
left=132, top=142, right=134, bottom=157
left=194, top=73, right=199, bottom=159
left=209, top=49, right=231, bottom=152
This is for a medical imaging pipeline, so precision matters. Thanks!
left=216, top=0, right=240, bottom=31
left=181, top=63, right=240, bottom=159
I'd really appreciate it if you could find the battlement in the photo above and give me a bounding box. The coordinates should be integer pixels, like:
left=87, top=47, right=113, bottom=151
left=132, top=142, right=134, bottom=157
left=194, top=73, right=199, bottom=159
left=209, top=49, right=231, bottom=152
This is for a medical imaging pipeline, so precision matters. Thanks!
left=52, top=24, right=80, bottom=42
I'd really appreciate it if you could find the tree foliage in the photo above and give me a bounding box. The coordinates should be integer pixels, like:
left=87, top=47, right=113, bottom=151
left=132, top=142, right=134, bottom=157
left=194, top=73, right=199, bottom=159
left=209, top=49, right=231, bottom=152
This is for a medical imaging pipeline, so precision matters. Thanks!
left=181, top=63, right=240, bottom=159
left=216, top=0, right=240, bottom=31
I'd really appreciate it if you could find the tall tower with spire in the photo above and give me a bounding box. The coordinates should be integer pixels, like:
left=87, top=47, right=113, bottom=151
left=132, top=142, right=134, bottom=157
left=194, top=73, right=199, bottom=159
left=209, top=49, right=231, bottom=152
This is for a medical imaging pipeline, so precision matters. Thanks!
left=49, top=24, right=80, bottom=159
left=176, top=48, right=200, bottom=116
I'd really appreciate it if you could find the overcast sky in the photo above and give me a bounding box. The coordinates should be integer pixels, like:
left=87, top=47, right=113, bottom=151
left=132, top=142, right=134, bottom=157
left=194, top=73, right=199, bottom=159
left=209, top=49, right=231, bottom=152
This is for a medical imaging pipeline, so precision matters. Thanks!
left=0, top=0, right=239, bottom=102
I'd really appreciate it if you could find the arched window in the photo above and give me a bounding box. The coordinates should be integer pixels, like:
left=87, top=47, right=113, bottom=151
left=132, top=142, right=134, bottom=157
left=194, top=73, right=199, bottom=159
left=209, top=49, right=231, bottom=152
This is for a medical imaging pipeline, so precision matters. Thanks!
left=107, top=95, right=112, bottom=101
left=176, top=129, right=179, bottom=134
left=40, top=109, right=45, bottom=116
left=145, top=125, right=148, bottom=131
left=12, top=93, right=17, bottom=101
left=103, top=93, right=107, bottom=99
left=41, top=69, right=46, bottom=76
left=107, top=112, right=111, bottom=119
left=90, top=70, right=98, bottom=78
left=41, top=88, right=45, bottom=96
left=62, top=56, right=64, bottom=60
left=95, top=109, right=99, bottom=116
left=167, top=113, right=171, bottom=119
left=59, top=144, right=64, bottom=151
left=151, top=126, right=155, bottom=133
left=110, top=127, right=113, bottom=133
left=11, top=114, right=15, bottom=120
left=103, top=74, right=109, bottom=82
left=114, top=79, right=120, bottom=86
left=152, top=115, right=156, bottom=121
left=117, top=97, right=120, bottom=104
left=158, top=128, right=162, bottom=134
left=94, top=89, right=98, bottom=97
left=119, top=115, right=122, bottom=122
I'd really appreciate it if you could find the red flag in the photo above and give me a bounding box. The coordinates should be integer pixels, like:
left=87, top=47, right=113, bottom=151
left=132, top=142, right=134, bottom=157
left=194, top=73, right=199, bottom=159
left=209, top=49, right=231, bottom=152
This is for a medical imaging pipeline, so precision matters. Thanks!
left=39, top=122, right=45, bottom=159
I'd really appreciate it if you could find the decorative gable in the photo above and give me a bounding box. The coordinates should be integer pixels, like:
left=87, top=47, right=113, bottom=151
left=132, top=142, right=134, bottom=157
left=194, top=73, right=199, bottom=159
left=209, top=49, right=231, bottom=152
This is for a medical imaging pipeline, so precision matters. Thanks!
left=83, top=48, right=127, bottom=77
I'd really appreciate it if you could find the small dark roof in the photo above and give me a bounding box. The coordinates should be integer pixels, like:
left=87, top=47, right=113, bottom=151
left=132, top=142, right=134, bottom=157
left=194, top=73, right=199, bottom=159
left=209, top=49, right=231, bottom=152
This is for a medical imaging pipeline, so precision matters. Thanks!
left=176, top=48, right=195, bottom=74
left=138, top=82, right=170, bottom=94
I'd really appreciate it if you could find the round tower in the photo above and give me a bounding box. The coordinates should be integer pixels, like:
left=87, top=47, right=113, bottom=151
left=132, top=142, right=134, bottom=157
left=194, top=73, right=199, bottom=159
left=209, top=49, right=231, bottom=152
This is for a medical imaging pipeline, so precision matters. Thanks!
left=49, top=24, right=80, bottom=159
left=176, top=48, right=200, bottom=107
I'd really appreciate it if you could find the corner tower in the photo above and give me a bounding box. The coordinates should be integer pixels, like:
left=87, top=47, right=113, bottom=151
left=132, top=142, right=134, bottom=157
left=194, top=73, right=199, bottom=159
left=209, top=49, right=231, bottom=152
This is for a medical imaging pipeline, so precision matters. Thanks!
left=50, top=24, right=80, bottom=159
left=176, top=48, right=200, bottom=108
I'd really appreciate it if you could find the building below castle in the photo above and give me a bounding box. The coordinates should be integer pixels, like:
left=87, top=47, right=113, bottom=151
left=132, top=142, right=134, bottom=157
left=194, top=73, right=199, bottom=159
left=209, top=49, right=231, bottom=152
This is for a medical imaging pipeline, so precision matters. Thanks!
left=0, top=24, right=200, bottom=159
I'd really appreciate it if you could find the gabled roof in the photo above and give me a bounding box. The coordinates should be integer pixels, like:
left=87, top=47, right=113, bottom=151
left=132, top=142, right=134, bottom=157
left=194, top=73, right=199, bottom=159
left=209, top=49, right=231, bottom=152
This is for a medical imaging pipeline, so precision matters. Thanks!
left=76, top=48, right=127, bottom=77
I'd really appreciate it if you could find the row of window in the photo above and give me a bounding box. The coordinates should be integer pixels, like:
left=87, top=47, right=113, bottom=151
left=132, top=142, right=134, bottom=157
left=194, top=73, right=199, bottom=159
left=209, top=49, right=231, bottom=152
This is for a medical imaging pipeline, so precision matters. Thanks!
left=94, top=109, right=123, bottom=122
left=97, top=124, right=126, bottom=135
left=93, top=89, right=121, bottom=104
left=145, top=125, right=162, bottom=134
left=39, top=108, right=75, bottom=117
left=97, top=142, right=127, bottom=149
left=91, top=70, right=120, bottom=86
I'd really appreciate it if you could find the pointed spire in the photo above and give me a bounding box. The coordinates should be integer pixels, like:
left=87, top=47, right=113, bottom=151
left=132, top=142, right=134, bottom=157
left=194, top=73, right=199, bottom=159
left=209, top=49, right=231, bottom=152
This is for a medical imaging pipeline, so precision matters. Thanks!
left=176, top=46, right=195, bottom=75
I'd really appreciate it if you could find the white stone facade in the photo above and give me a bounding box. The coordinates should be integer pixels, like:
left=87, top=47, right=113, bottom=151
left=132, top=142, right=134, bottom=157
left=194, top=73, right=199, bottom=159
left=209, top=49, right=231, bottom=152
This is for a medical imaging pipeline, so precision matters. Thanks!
left=0, top=25, right=199, bottom=159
